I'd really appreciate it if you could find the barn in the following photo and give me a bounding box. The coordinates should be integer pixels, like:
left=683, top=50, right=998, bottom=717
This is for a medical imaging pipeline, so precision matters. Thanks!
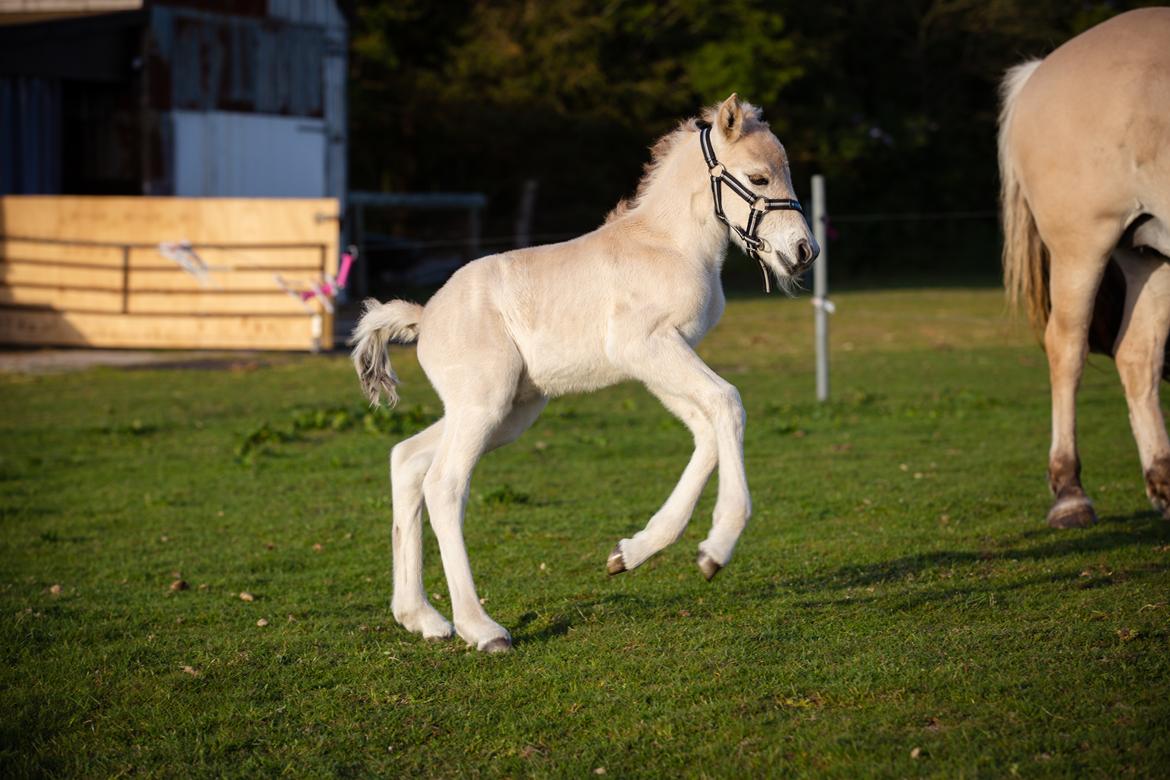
left=0, top=0, right=350, bottom=351
left=0, top=0, right=347, bottom=201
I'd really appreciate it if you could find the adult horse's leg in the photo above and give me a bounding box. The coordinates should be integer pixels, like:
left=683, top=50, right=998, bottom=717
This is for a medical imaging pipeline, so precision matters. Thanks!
left=615, top=329, right=749, bottom=579
left=1112, top=248, right=1170, bottom=518
left=607, top=393, right=717, bottom=574
left=1044, top=244, right=1111, bottom=528
left=390, top=420, right=452, bottom=640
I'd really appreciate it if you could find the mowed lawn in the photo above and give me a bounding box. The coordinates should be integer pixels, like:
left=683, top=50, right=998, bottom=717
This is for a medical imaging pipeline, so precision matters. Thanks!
left=2, top=288, right=1168, bottom=777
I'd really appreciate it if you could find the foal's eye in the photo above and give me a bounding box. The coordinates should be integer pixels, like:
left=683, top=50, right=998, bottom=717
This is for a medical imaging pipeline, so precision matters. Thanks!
left=749, top=175, right=770, bottom=186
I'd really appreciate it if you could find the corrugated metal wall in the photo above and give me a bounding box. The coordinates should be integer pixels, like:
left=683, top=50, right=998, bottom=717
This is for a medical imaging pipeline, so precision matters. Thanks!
left=0, top=76, right=62, bottom=194
left=144, top=1, right=346, bottom=202
left=171, top=110, right=325, bottom=197
left=266, top=0, right=347, bottom=207
left=150, top=6, right=325, bottom=117
left=266, top=0, right=345, bottom=28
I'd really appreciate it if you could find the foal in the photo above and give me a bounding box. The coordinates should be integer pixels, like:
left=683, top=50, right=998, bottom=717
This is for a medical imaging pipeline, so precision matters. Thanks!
left=352, top=95, right=818, bottom=651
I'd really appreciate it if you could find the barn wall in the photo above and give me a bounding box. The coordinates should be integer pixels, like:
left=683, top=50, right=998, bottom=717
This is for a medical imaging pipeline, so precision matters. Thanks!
left=170, top=110, right=325, bottom=197
left=143, top=1, right=346, bottom=202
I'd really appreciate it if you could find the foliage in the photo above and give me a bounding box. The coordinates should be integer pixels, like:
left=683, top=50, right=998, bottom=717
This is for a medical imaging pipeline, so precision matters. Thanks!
left=348, top=0, right=1162, bottom=278
left=2, top=290, right=1169, bottom=776
left=235, top=403, right=438, bottom=463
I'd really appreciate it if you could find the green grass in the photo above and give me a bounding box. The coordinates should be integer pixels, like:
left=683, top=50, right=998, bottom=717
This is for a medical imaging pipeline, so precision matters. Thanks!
left=2, top=289, right=1168, bottom=778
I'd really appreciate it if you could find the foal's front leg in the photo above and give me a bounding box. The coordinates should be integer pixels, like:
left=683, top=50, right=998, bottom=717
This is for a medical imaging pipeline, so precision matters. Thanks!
left=608, top=392, right=716, bottom=574
left=615, top=329, right=750, bottom=579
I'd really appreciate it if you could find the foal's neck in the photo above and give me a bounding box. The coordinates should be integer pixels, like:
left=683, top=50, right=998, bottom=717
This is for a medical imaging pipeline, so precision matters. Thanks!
left=628, top=132, right=729, bottom=271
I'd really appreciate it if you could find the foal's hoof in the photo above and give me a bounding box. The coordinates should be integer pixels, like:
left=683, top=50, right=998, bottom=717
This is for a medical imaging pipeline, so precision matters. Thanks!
left=1047, top=495, right=1097, bottom=529
left=606, top=543, right=627, bottom=575
left=479, top=636, right=513, bottom=654
left=697, top=551, right=722, bottom=581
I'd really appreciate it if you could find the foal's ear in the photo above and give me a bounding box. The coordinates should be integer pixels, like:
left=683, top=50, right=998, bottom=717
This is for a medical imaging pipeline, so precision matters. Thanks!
left=717, top=93, right=745, bottom=143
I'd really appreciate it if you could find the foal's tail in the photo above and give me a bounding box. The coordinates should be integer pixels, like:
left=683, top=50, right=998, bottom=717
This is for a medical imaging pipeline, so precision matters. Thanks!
left=350, top=298, right=424, bottom=407
left=999, top=59, right=1049, bottom=338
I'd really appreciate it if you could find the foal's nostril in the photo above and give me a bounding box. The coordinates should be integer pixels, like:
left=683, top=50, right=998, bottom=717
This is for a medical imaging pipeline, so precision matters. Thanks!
left=796, top=239, right=816, bottom=267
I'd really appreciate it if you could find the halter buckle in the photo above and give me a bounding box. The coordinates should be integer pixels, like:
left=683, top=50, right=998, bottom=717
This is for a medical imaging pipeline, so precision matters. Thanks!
left=736, top=230, right=762, bottom=249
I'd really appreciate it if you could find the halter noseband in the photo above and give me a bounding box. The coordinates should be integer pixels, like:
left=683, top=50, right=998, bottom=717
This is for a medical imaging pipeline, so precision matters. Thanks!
left=698, top=121, right=803, bottom=293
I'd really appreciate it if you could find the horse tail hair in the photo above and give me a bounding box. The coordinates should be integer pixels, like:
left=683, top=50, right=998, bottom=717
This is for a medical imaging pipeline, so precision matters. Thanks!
left=349, top=298, right=424, bottom=407
left=999, top=59, right=1049, bottom=338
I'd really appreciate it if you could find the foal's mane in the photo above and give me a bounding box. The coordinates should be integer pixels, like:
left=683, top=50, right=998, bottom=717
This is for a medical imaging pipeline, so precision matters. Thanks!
left=604, top=101, right=767, bottom=224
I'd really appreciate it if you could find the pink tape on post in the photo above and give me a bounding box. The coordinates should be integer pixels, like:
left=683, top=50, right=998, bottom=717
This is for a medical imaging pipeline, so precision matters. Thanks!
left=336, top=252, right=353, bottom=289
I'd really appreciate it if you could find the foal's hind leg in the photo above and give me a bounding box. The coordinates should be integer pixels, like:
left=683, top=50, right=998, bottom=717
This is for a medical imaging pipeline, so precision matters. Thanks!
left=390, top=398, right=546, bottom=641
left=1112, top=249, right=1170, bottom=518
left=1044, top=243, right=1110, bottom=528
left=390, top=421, right=452, bottom=640
left=608, top=392, right=716, bottom=574
left=423, top=397, right=520, bottom=652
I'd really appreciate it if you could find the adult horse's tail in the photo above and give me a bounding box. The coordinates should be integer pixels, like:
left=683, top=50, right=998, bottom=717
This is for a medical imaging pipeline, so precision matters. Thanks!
left=350, top=298, right=424, bottom=407
left=998, top=59, right=1048, bottom=337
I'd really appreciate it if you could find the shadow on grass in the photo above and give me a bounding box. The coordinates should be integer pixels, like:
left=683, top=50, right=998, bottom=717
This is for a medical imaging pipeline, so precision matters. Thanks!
left=510, top=592, right=663, bottom=645
left=774, top=510, right=1169, bottom=596
left=784, top=561, right=1170, bottom=614
left=504, top=511, right=1169, bottom=645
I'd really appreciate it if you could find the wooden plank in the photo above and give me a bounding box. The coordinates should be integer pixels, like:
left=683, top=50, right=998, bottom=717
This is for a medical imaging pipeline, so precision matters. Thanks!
left=0, top=308, right=318, bottom=351
left=0, top=239, right=124, bottom=267
left=127, top=291, right=311, bottom=315
left=126, top=268, right=324, bottom=294
left=1, top=285, right=316, bottom=315
left=0, top=196, right=338, bottom=248
left=0, top=242, right=325, bottom=271
left=0, top=261, right=125, bottom=289
left=0, top=286, right=123, bottom=312
left=140, top=246, right=326, bottom=270
left=0, top=262, right=329, bottom=302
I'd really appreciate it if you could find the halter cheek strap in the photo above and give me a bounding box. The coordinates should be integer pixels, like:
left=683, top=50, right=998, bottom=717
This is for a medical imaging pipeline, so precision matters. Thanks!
left=698, top=122, right=804, bottom=293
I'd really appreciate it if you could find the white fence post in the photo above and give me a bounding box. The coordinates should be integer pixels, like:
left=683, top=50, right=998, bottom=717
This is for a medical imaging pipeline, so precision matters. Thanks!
left=812, top=174, right=830, bottom=402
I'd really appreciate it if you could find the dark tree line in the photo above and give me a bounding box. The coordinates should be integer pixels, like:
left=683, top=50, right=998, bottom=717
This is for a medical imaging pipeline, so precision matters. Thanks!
left=348, top=1, right=1158, bottom=281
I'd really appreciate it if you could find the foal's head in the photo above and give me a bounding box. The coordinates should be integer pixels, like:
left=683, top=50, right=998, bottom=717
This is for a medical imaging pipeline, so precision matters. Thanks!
left=703, top=94, right=819, bottom=285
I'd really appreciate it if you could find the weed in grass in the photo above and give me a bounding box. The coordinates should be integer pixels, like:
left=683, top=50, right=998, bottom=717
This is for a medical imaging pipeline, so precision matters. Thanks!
left=235, top=403, right=438, bottom=463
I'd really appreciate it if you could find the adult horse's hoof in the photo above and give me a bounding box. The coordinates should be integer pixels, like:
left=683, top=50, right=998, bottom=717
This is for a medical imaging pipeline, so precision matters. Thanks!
left=1047, top=495, right=1097, bottom=529
left=479, top=636, right=513, bottom=654
left=1145, top=455, right=1170, bottom=519
left=606, top=543, right=627, bottom=575
left=697, top=551, right=722, bottom=581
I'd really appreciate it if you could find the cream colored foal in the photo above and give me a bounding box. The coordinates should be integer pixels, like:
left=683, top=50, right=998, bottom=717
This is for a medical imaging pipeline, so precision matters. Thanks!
left=352, top=94, right=817, bottom=652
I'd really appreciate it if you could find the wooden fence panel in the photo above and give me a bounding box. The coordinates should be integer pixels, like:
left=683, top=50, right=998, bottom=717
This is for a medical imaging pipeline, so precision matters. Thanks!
left=0, top=196, right=340, bottom=350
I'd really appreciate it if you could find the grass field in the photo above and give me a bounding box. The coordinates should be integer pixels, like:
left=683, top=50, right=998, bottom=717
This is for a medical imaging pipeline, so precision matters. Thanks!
left=2, top=289, right=1168, bottom=777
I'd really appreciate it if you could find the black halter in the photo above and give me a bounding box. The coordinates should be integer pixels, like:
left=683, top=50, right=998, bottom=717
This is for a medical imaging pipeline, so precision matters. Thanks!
left=698, top=121, right=803, bottom=293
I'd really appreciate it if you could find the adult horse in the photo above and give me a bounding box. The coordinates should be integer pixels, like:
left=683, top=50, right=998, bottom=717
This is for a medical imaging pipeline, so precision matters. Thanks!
left=351, top=95, right=818, bottom=651
left=999, top=8, right=1170, bottom=528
